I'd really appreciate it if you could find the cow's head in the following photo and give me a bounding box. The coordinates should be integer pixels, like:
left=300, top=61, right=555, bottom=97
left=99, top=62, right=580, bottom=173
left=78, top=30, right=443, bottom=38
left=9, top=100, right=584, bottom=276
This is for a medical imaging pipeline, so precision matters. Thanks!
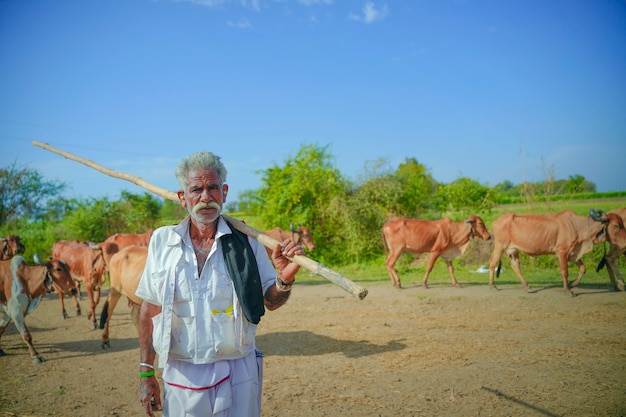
left=589, top=209, right=610, bottom=244
left=290, top=224, right=316, bottom=252
left=1, top=235, right=25, bottom=258
left=594, top=211, right=626, bottom=249
left=91, top=249, right=107, bottom=287
left=34, top=254, right=76, bottom=295
left=464, top=216, right=491, bottom=241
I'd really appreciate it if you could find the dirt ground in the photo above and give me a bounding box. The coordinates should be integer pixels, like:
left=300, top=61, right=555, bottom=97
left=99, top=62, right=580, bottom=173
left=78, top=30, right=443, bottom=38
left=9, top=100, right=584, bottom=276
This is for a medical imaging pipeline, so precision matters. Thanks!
left=1, top=277, right=625, bottom=417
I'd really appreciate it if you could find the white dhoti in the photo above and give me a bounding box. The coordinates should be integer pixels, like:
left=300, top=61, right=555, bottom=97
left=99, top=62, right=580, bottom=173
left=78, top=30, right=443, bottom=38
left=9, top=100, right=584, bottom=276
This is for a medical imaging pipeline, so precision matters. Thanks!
left=162, top=350, right=264, bottom=417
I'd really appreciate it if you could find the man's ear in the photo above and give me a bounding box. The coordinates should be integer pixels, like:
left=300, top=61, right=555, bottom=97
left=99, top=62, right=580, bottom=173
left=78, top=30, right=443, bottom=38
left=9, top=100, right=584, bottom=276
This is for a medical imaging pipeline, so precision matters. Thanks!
left=222, top=184, right=229, bottom=201
left=177, top=190, right=186, bottom=207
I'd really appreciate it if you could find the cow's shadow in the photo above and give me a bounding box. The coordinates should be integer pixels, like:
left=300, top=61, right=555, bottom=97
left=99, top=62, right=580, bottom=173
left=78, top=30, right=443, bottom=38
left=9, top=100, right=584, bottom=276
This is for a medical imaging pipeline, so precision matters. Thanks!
left=37, top=337, right=139, bottom=360
left=257, top=330, right=406, bottom=358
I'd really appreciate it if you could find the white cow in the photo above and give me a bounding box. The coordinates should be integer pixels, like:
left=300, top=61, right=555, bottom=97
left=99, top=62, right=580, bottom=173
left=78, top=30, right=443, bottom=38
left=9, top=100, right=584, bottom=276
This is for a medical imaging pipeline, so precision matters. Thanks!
left=0, top=255, right=76, bottom=363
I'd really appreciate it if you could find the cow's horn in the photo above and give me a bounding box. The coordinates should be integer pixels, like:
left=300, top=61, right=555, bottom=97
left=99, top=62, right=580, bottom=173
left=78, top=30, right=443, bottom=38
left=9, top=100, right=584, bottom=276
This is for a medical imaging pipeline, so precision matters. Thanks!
left=33, top=253, right=45, bottom=265
left=290, top=223, right=296, bottom=232
left=589, top=209, right=606, bottom=221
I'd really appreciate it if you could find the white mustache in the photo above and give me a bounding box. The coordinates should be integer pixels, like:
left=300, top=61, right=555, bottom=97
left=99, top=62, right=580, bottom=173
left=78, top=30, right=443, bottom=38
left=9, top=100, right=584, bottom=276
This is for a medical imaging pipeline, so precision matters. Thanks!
left=192, top=201, right=221, bottom=214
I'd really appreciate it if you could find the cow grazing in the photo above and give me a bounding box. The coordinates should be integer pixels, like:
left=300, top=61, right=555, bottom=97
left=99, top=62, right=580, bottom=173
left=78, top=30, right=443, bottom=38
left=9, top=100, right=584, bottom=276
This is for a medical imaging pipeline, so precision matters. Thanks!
left=488, top=209, right=618, bottom=295
left=263, top=225, right=316, bottom=258
left=597, top=208, right=626, bottom=291
left=99, top=245, right=147, bottom=349
left=0, top=235, right=25, bottom=260
left=52, top=240, right=107, bottom=329
left=0, top=255, right=75, bottom=363
left=382, top=215, right=491, bottom=288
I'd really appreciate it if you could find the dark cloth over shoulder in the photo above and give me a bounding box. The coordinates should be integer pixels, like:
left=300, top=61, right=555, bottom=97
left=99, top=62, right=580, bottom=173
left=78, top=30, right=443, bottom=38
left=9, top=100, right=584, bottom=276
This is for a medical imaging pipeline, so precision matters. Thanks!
left=221, top=220, right=265, bottom=324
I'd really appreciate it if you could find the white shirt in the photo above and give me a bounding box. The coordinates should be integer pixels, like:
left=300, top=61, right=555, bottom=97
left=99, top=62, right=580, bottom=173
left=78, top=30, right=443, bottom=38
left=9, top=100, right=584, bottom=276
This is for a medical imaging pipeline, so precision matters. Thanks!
left=136, top=216, right=277, bottom=377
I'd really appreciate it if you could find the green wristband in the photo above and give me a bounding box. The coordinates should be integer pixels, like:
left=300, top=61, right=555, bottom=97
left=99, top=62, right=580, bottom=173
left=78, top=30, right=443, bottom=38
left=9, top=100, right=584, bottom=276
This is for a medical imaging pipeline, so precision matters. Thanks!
left=140, top=370, right=155, bottom=378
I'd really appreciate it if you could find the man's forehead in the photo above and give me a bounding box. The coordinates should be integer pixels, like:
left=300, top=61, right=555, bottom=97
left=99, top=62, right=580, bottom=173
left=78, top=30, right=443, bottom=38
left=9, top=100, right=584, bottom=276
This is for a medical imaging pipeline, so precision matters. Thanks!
left=187, top=168, right=219, bottom=180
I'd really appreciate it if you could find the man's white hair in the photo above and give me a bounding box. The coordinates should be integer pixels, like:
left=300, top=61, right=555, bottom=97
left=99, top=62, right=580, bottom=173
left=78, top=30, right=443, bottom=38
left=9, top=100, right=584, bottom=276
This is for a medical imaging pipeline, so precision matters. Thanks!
left=175, top=151, right=228, bottom=189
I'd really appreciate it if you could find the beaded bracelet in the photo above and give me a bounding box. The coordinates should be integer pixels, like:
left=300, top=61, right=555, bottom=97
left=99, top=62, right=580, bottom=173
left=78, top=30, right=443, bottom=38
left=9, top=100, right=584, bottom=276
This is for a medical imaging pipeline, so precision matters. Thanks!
left=275, top=275, right=294, bottom=292
left=139, top=362, right=155, bottom=370
left=140, top=370, right=156, bottom=378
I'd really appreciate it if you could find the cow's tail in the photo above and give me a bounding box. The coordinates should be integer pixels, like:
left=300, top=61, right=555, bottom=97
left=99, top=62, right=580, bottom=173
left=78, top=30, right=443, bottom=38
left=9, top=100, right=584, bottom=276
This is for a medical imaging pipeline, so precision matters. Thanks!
left=99, top=300, right=109, bottom=329
left=496, top=260, right=502, bottom=278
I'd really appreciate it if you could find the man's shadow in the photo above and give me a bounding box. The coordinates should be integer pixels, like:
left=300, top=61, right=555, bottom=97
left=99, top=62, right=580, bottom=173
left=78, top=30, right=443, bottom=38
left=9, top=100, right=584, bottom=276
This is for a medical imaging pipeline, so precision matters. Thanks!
left=257, top=330, right=406, bottom=358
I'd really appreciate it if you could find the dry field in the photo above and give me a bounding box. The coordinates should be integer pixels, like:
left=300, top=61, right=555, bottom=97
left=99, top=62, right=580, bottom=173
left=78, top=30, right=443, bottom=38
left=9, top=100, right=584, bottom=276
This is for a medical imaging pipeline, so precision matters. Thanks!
left=1, top=279, right=625, bottom=417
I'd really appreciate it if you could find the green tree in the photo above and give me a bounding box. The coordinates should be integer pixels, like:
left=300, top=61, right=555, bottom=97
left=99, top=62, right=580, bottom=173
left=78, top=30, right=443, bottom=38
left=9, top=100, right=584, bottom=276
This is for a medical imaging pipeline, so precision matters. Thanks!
left=161, top=199, right=187, bottom=224
left=0, top=161, right=65, bottom=225
left=434, top=177, right=493, bottom=213
left=566, top=174, right=596, bottom=194
left=118, top=191, right=162, bottom=232
left=57, top=197, right=121, bottom=242
left=251, top=143, right=345, bottom=230
left=394, top=157, right=438, bottom=217
left=340, top=176, right=403, bottom=262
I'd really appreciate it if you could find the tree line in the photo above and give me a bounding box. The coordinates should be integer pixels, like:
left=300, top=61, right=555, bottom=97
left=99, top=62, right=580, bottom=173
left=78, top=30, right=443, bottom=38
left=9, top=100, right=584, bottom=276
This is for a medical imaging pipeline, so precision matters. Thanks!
left=0, top=144, right=620, bottom=266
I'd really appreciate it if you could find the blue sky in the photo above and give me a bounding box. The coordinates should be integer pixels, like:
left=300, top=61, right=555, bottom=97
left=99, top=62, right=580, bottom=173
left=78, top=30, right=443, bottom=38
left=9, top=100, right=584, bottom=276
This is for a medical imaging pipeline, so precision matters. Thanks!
left=1, top=0, right=625, bottom=204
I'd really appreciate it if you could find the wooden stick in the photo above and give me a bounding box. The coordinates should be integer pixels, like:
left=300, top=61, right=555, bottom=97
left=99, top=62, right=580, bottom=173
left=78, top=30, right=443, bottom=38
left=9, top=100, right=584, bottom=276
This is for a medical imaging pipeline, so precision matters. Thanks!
left=32, top=141, right=368, bottom=300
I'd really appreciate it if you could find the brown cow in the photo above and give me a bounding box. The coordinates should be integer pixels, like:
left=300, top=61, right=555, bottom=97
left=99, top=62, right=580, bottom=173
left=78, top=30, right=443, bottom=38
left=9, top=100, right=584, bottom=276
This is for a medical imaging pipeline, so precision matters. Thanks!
left=99, top=245, right=147, bottom=349
left=52, top=241, right=119, bottom=320
left=103, top=230, right=152, bottom=251
left=598, top=208, right=626, bottom=291
left=0, top=235, right=25, bottom=260
left=0, top=255, right=76, bottom=363
left=487, top=209, right=619, bottom=295
left=263, top=225, right=315, bottom=258
left=52, top=240, right=107, bottom=329
left=382, top=215, right=491, bottom=288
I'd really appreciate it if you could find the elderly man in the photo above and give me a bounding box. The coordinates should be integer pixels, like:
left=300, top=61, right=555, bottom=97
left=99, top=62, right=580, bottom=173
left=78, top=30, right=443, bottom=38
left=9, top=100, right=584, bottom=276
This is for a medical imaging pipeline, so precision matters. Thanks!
left=136, top=151, right=303, bottom=417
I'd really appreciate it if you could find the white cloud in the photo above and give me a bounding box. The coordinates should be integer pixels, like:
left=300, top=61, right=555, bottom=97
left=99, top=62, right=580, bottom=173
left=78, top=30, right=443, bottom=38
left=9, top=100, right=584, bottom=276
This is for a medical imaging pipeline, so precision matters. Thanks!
left=227, top=18, right=252, bottom=28
left=174, top=0, right=226, bottom=8
left=349, top=1, right=388, bottom=24
left=297, top=0, right=333, bottom=5
left=240, top=0, right=261, bottom=12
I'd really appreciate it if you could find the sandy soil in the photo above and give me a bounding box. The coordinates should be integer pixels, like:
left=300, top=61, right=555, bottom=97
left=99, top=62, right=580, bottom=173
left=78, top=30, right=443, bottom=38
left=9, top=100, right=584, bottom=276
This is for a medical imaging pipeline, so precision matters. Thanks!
left=1, top=279, right=625, bottom=417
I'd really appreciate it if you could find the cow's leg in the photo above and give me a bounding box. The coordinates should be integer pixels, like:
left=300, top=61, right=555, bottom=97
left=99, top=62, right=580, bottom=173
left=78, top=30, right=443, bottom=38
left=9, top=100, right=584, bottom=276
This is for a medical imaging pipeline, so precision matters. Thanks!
left=72, top=293, right=81, bottom=316
left=568, top=259, right=586, bottom=288
left=508, top=251, right=530, bottom=292
left=606, top=262, right=618, bottom=291
left=605, top=248, right=625, bottom=291
left=10, top=313, right=43, bottom=363
left=85, top=287, right=98, bottom=330
left=58, top=292, right=69, bottom=320
left=94, top=286, right=101, bottom=306
left=422, top=253, right=440, bottom=288
left=444, top=259, right=461, bottom=288
left=385, top=248, right=404, bottom=288
left=130, top=301, right=140, bottom=330
left=557, top=254, right=574, bottom=296
left=74, top=279, right=82, bottom=301
left=100, top=287, right=122, bottom=349
left=488, top=246, right=505, bottom=289
left=0, top=313, right=10, bottom=357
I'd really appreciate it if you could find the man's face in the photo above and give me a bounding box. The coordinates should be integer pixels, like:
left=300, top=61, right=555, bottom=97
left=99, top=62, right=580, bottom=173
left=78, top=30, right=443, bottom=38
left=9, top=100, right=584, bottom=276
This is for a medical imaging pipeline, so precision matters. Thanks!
left=177, top=169, right=228, bottom=225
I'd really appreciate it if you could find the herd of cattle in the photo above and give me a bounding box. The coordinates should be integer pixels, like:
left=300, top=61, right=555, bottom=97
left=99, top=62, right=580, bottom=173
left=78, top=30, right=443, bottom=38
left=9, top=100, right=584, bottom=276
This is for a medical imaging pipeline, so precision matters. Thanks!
left=0, top=225, right=316, bottom=363
left=382, top=208, right=626, bottom=295
left=1, top=209, right=625, bottom=364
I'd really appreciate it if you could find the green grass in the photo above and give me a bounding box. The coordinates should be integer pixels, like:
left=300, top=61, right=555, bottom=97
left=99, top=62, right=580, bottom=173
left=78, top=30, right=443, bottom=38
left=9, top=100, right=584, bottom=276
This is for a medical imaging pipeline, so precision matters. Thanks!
left=295, top=253, right=621, bottom=290
left=235, top=198, right=626, bottom=290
